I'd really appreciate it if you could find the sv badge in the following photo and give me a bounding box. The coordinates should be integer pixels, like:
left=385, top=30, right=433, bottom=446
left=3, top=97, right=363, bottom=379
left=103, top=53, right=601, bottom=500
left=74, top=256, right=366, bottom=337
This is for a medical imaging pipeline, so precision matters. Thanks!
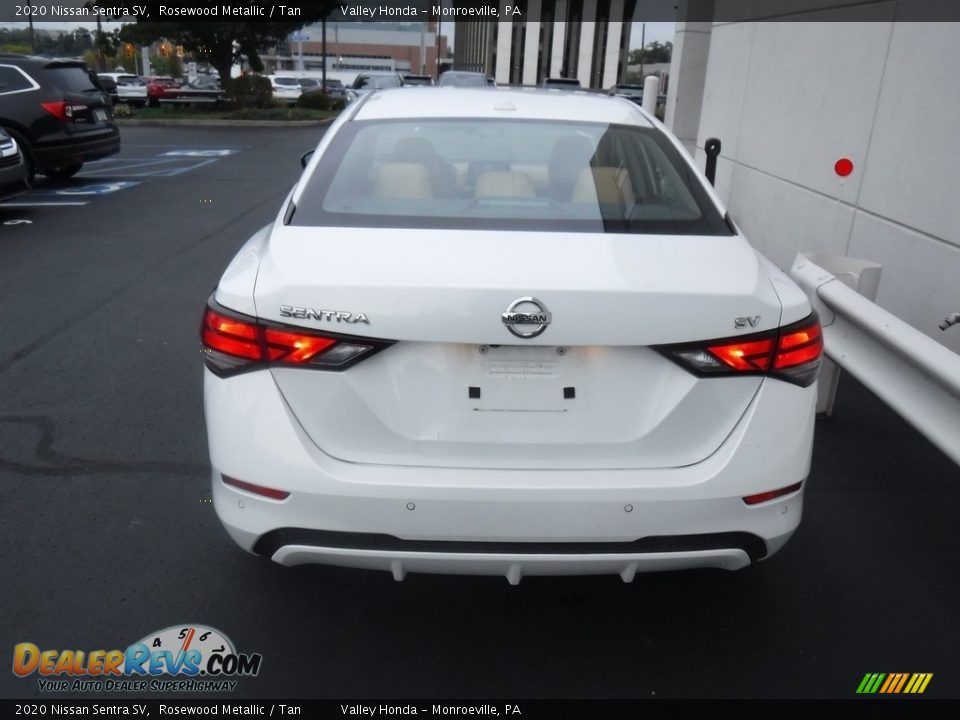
left=734, top=315, right=761, bottom=329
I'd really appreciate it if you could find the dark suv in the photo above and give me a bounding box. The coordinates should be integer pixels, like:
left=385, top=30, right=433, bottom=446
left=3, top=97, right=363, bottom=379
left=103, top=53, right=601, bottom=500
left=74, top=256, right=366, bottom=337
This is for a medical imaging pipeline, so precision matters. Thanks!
left=0, top=54, right=120, bottom=182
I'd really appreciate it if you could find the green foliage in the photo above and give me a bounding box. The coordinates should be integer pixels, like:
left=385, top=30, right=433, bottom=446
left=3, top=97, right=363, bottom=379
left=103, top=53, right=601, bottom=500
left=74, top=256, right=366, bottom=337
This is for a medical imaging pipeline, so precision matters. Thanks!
left=117, top=2, right=335, bottom=91
left=0, top=43, right=32, bottom=54
left=296, top=91, right=345, bottom=111
left=149, top=54, right=183, bottom=78
left=230, top=74, right=274, bottom=109
left=111, top=103, right=133, bottom=118
left=628, top=41, right=673, bottom=65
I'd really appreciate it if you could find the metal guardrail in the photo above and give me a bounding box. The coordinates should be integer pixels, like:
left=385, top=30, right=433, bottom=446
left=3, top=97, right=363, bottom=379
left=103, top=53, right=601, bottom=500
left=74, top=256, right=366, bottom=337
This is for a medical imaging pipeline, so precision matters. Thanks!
left=790, top=253, right=960, bottom=467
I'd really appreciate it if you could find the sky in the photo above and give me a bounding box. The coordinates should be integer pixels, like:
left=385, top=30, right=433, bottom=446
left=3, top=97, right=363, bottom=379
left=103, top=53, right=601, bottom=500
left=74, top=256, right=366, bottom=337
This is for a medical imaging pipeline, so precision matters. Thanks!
left=0, top=20, right=676, bottom=51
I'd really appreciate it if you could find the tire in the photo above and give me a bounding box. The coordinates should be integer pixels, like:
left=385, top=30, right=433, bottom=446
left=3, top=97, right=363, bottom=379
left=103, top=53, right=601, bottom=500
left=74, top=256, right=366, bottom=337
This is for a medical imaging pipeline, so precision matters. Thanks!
left=44, top=163, right=83, bottom=181
left=3, top=128, right=36, bottom=185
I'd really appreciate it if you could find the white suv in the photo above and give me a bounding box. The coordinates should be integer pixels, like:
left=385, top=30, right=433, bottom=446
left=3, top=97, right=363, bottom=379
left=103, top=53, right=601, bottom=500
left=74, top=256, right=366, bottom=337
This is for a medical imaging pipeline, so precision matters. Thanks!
left=266, top=75, right=301, bottom=104
left=97, top=73, right=147, bottom=108
left=201, top=88, right=822, bottom=583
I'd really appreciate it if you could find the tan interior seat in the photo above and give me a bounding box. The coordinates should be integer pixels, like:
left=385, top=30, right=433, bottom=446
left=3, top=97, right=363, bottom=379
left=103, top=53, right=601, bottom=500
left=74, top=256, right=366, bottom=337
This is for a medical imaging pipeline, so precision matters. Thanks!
left=373, top=162, right=434, bottom=199
left=573, top=167, right=635, bottom=208
left=474, top=170, right=536, bottom=198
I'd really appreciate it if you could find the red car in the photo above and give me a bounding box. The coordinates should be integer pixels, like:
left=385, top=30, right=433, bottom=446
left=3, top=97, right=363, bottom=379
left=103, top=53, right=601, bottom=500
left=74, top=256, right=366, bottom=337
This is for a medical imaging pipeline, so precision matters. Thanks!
left=144, top=76, right=181, bottom=107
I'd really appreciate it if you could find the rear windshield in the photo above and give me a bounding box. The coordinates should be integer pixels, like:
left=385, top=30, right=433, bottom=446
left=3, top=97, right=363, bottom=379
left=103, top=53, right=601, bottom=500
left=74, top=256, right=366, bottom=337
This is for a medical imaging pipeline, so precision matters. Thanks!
left=44, top=66, right=99, bottom=93
left=117, top=75, right=143, bottom=86
left=355, top=75, right=400, bottom=90
left=439, top=74, right=487, bottom=87
left=274, top=77, right=299, bottom=86
left=292, top=118, right=732, bottom=235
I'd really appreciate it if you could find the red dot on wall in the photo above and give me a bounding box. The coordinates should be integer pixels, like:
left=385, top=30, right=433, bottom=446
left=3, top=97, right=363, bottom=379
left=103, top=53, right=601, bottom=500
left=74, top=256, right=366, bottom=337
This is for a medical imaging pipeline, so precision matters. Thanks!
left=835, top=158, right=854, bottom=177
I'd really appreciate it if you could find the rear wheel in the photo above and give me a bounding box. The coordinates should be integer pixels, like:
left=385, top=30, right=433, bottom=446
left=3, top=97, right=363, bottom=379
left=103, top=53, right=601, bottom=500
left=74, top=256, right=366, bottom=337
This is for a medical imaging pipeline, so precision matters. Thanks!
left=44, top=163, right=83, bottom=181
left=4, top=129, right=36, bottom=185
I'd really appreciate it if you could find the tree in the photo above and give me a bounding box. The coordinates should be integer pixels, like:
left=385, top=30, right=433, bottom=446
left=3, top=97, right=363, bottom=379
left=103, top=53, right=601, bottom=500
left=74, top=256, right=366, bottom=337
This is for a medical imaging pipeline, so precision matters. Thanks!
left=118, top=1, right=334, bottom=91
left=628, top=41, right=673, bottom=66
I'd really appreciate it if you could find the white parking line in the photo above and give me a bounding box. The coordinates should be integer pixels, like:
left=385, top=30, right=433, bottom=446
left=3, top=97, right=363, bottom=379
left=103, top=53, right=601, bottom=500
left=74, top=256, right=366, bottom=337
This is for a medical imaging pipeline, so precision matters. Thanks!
left=1, top=201, right=89, bottom=207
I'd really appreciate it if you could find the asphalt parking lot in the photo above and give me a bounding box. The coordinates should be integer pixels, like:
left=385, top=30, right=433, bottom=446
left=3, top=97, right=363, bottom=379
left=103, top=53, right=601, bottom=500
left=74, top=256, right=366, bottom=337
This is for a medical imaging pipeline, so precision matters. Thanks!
left=1, top=125, right=958, bottom=700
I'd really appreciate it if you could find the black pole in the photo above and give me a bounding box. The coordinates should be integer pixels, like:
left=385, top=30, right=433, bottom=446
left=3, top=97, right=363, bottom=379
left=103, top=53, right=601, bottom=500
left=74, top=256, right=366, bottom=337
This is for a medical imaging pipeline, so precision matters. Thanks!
left=28, top=16, right=36, bottom=53
left=321, top=18, right=327, bottom=90
left=435, top=19, right=441, bottom=80
left=704, top=137, right=721, bottom=186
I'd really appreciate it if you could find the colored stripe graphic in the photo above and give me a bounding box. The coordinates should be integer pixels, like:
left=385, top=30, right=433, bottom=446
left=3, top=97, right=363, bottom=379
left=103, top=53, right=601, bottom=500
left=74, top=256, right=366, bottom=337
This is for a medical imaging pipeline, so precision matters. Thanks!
left=858, top=673, right=932, bottom=694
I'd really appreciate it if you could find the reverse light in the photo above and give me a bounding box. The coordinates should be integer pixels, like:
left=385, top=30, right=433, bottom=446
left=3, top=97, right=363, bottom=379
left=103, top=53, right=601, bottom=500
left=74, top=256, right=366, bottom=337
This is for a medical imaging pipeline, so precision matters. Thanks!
left=743, top=482, right=803, bottom=506
left=221, top=475, right=290, bottom=501
left=657, top=314, right=824, bottom=387
left=201, top=299, right=392, bottom=377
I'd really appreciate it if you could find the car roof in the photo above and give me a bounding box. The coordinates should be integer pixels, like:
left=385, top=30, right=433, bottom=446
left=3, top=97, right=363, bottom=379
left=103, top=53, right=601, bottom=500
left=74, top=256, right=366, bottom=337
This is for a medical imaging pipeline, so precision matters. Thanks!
left=0, top=54, right=86, bottom=70
left=353, top=87, right=653, bottom=126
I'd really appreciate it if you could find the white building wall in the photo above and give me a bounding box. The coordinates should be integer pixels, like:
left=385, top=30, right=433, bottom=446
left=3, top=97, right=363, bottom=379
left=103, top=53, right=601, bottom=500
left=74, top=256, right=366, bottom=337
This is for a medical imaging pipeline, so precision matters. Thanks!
left=693, top=19, right=960, bottom=352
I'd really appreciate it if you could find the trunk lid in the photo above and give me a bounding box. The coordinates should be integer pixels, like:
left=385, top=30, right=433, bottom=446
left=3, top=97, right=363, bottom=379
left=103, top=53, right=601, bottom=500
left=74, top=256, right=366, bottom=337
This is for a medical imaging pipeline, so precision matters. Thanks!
left=251, top=227, right=782, bottom=470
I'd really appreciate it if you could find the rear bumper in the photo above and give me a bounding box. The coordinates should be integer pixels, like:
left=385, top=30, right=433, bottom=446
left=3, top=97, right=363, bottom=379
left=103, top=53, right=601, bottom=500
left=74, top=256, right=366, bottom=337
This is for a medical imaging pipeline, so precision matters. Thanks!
left=205, top=368, right=815, bottom=581
left=33, top=128, right=120, bottom=169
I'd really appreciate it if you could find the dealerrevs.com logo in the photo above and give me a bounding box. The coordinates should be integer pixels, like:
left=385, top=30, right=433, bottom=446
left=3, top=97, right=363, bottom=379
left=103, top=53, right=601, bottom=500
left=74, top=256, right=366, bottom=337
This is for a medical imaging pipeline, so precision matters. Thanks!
left=13, top=624, right=262, bottom=693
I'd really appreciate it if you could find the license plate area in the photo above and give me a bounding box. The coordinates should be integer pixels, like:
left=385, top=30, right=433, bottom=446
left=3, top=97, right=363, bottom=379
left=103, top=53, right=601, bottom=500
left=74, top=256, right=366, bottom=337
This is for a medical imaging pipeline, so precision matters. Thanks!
left=471, top=345, right=573, bottom=412
left=94, top=108, right=107, bottom=122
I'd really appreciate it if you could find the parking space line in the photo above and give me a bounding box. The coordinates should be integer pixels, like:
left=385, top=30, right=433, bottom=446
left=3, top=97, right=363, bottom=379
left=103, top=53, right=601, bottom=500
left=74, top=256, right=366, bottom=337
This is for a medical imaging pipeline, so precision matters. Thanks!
left=78, top=158, right=180, bottom=174
left=1, top=201, right=89, bottom=207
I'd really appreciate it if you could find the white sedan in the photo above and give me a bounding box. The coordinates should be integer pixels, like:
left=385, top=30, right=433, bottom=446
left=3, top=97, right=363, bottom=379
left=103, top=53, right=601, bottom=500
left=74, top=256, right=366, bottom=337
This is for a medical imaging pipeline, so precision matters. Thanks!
left=201, top=87, right=822, bottom=583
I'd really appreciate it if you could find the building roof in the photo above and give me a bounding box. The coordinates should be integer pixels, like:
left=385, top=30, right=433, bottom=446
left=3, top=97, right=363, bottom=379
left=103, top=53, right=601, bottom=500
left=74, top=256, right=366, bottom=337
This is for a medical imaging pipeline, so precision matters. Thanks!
left=353, top=86, right=654, bottom=126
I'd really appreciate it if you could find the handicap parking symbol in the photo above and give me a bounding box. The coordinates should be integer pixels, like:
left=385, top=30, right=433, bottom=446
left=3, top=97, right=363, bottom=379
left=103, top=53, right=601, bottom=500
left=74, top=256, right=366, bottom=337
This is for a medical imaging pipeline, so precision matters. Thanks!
left=54, top=181, right=140, bottom=196
left=161, top=149, right=237, bottom=157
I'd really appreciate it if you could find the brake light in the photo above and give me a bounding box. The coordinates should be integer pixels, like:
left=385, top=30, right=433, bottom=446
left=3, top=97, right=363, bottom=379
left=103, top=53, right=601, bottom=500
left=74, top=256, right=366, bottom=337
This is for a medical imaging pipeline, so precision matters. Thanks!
left=41, top=101, right=85, bottom=121
left=657, top=313, right=823, bottom=387
left=200, top=299, right=392, bottom=376
left=41, top=101, right=70, bottom=121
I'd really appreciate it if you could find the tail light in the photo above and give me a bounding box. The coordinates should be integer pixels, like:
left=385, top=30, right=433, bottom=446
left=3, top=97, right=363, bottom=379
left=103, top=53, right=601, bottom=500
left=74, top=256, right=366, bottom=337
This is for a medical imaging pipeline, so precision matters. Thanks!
left=201, top=298, right=393, bottom=377
left=656, top=313, right=823, bottom=387
left=41, top=101, right=85, bottom=121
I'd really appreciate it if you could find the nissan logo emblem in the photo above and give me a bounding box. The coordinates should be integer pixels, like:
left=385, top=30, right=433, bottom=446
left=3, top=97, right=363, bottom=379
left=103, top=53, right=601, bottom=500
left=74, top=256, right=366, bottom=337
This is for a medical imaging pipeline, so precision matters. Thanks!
left=502, top=297, right=552, bottom=339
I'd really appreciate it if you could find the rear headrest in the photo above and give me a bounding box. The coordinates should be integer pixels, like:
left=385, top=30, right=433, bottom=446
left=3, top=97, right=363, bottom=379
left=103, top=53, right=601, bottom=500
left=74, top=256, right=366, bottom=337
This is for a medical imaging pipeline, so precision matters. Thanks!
left=573, top=167, right=635, bottom=208
left=474, top=171, right=536, bottom=198
left=373, top=162, right=434, bottom=199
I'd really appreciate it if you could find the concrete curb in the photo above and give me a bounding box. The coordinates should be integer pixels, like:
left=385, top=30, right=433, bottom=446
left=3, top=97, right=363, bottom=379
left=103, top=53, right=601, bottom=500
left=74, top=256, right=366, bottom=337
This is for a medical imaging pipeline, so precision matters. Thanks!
left=115, top=118, right=335, bottom=128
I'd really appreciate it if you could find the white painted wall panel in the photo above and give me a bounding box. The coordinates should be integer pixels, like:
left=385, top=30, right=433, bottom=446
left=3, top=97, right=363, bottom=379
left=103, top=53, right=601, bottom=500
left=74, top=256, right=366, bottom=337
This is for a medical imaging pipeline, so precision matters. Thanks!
left=857, top=22, right=960, bottom=249
left=847, top=212, right=960, bottom=353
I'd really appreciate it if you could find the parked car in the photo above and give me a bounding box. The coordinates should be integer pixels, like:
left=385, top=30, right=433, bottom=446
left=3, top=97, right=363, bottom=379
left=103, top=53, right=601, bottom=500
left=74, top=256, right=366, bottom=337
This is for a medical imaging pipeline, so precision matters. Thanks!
left=321, top=78, right=346, bottom=99
left=539, top=77, right=582, bottom=90
left=266, top=75, right=301, bottom=105
left=98, top=73, right=147, bottom=108
left=94, top=74, right=118, bottom=105
left=170, top=77, right=227, bottom=106
left=402, top=74, right=435, bottom=86
left=609, top=83, right=644, bottom=104
left=144, top=76, right=181, bottom=107
left=201, top=87, right=823, bottom=582
left=0, top=127, right=30, bottom=201
left=437, top=71, right=495, bottom=88
left=345, top=71, right=404, bottom=101
left=187, top=74, right=221, bottom=91
left=0, top=54, right=120, bottom=181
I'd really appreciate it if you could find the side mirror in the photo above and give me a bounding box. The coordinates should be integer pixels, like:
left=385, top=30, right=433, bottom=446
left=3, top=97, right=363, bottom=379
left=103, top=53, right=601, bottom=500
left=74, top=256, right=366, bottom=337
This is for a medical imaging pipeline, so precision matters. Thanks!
left=300, top=150, right=315, bottom=169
